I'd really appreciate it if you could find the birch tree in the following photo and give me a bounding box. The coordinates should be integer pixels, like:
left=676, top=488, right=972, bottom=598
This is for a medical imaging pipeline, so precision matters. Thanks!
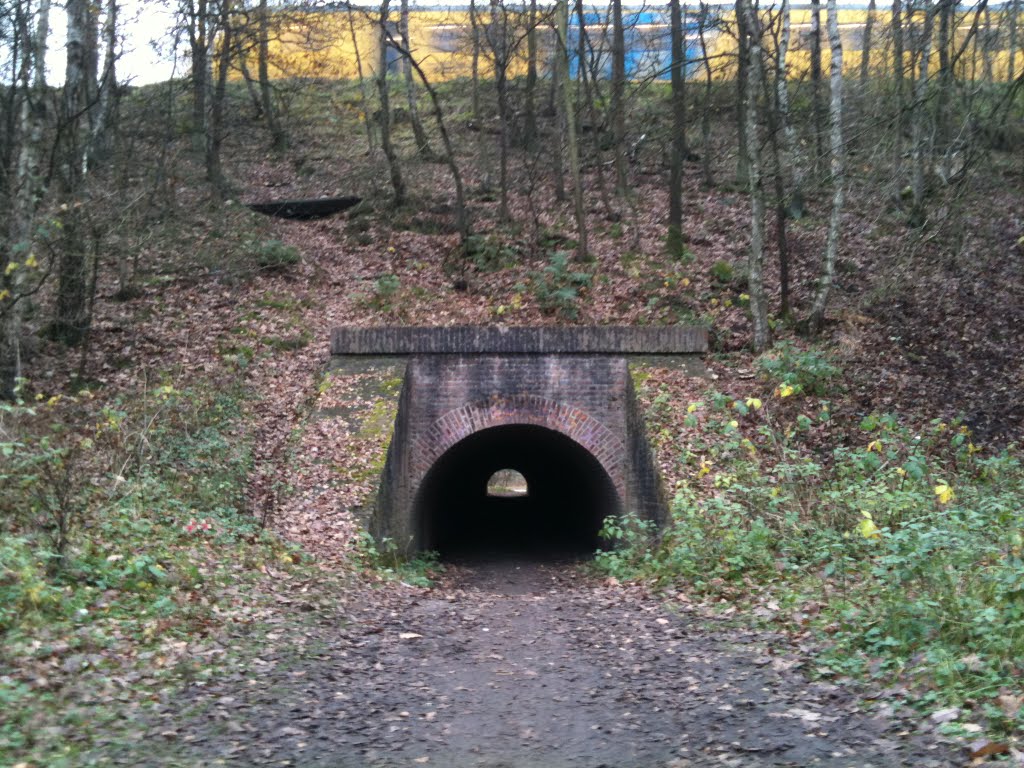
left=667, top=0, right=687, bottom=250
left=1, top=0, right=50, bottom=396
left=739, top=0, right=769, bottom=351
left=376, top=0, right=406, bottom=205
left=808, top=0, right=844, bottom=333
left=775, top=0, right=804, bottom=218
left=556, top=0, right=588, bottom=262
left=610, top=0, right=627, bottom=192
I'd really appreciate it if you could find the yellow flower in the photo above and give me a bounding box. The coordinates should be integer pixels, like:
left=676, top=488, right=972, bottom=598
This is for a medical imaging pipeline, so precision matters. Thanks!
left=745, top=397, right=762, bottom=410
left=778, top=383, right=795, bottom=398
left=934, top=483, right=954, bottom=504
left=687, top=403, right=699, bottom=413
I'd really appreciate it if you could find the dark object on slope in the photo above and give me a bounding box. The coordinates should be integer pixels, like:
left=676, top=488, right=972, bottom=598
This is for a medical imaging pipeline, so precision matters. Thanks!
left=248, top=196, right=361, bottom=220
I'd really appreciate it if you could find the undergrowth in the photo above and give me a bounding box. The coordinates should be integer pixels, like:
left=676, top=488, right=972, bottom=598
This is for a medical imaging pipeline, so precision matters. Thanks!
left=0, top=381, right=310, bottom=764
left=602, top=345, right=1024, bottom=739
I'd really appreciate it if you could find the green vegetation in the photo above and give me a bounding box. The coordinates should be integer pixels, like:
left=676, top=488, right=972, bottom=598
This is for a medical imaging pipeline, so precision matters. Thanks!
left=600, top=348, right=1024, bottom=735
left=354, top=532, right=441, bottom=589
left=530, top=251, right=594, bottom=320
left=0, top=383, right=312, bottom=763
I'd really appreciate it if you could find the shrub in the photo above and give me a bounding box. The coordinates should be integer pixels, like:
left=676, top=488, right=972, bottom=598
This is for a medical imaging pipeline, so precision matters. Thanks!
left=531, top=251, right=593, bottom=320
left=757, top=341, right=842, bottom=396
left=597, top=387, right=1024, bottom=724
left=254, top=239, right=300, bottom=270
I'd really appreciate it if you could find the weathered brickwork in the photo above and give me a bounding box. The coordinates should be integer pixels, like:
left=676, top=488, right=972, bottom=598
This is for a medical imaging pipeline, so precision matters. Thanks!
left=332, top=327, right=707, bottom=554
left=410, top=395, right=628, bottom=498
left=332, top=325, right=707, bottom=356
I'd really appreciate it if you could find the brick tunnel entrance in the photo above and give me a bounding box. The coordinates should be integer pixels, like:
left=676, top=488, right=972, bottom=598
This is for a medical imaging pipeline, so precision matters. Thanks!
left=413, top=424, right=623, bottom=559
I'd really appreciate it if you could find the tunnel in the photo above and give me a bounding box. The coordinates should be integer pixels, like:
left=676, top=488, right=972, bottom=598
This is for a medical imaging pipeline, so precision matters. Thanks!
left=413, top=424, right=623, bottom=560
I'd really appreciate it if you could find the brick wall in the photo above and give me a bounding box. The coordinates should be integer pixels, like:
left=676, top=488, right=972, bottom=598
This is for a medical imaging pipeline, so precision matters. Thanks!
left=372, top=354, right=667, bottom=551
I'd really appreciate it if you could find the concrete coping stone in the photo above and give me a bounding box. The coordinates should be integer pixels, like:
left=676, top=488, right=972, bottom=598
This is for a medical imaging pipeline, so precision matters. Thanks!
left=330, top=325, right=708, bottom=355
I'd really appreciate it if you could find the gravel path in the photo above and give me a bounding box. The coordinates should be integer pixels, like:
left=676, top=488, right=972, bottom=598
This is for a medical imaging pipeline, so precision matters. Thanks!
left=112, top=561, right=960, bottom=768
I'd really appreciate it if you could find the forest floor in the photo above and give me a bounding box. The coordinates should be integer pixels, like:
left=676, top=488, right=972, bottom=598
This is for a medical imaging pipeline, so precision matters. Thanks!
left=5, top=81, right=1024, bottom=766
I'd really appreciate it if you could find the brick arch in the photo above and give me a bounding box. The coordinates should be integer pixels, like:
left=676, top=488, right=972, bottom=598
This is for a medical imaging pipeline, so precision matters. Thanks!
left=410, top=395, right=627, bottom=499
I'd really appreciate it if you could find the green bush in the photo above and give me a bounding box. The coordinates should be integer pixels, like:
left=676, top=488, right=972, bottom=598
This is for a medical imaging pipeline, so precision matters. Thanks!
left=254, top=238, right=300, bottom=270
left=531, top=251, right=593, bottom=320
left=597, top=389, right=1024, bottom=726
left=757, top=341, right=842, bottom=396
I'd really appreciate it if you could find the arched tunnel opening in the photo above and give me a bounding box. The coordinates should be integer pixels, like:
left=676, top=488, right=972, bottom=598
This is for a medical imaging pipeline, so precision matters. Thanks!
left=414, top=424, right=623, bottom=561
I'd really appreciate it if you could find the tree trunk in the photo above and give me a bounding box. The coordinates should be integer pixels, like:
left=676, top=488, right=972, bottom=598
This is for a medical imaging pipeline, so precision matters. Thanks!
left=776, top=0, right=804, bottom=218
left=809, top=0, right=825, bottom=177
left=557, top=0, right=588, bottom=262
left=809, top=0, right=844, bottom=333
left=552, top=8, right=567, bottom=202
left=347, top=7, right=376, bottom=153
left=982, top=4, right=993, bottom=82
left=205, top=0, right=231, bottom=199
left=524, top=0, right=538, bottom=148
left=936, top=0, right=953, bottom=148
left=910, top=2, right=935, bottom=225
left=1010, top=0, right=1020, bottom=82
left=1, top=0, right=50, bottom=397
left=667, top=0, right=686, bottom=251
left=610, top=0, right=627, bottom=192
left=739, top=0, right=769, bottom=351
left=258, top=0, right=286, bottom=151
left=377, top=0, right=406, bottom=206
left=470, top=0, right=481, bottom=120
left=88, top=0, right=118, bottom=168
left=53, top=0, right=98, bottom=346
left=735, top=0, right=750, bottom=185
left=401, top=0, right=433, bottom=157
left=892, top=0, right=905, bottom=139
left=489, top=0, right=511, bottom=220
left=859, top=0, right=876, bottom=85
left=698, top=2, right=713, bottom=187
left=188, top=0, right=209, bottom=153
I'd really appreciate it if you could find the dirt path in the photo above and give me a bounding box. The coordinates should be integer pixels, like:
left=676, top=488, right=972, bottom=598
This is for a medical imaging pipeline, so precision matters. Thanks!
left=117, top=562, right=959, bottom=768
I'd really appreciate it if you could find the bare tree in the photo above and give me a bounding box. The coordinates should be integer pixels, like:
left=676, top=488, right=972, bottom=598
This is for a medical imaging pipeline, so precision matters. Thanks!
left=400, top=0, right=434, bottom=158
left=556, top=0, right=588, bottom=261
left=257, top=0, right=286, bottom=151
left=376, top=0, right=406, bottom=206
left=775, top=0, right=804, bottom=218
left=910, top=1, right=935, bottom=225
left=1, top=0, right=50, bottom=397
left=809, top=0, right=845, bottom=333
left=610, top=0, right=627, bottom=192
left=860, top=0, right=876, bottom=86
left=667, top=0, right=687, bottom=251
left=739, top=0, right=769, bottom=351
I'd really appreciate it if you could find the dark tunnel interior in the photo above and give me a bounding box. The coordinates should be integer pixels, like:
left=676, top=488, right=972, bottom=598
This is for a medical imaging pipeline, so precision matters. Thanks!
left=414, top=424, right=623, bottom=561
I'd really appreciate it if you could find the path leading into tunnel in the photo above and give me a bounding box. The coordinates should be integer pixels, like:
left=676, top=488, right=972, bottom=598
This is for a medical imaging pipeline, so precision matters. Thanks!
left=122, top=562, right=960, bottom=768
